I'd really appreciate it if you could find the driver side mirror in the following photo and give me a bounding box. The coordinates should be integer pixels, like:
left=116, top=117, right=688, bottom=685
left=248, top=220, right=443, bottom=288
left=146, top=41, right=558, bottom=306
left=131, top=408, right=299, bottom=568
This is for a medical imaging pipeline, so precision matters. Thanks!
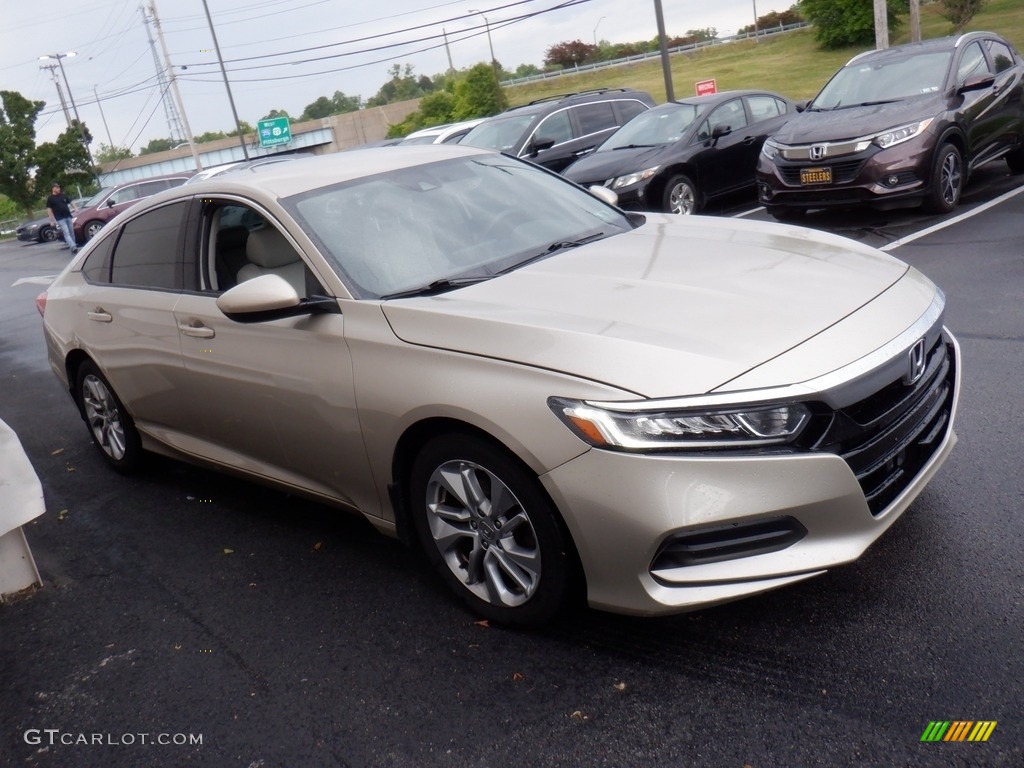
left=528, top=137, right=556, bottom=157
left=710, top=124, right=732, bottom=145
left=958, top=73, right=996, bottom=94
left=217, top=274, right=337, bottom=323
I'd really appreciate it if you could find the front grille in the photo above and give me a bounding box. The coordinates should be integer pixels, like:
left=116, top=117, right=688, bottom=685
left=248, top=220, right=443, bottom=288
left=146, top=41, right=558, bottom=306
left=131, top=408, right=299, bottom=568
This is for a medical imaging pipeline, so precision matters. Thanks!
left=812, top=336, right=956, bottom=516
left=778, top=159, right=867, bottom=186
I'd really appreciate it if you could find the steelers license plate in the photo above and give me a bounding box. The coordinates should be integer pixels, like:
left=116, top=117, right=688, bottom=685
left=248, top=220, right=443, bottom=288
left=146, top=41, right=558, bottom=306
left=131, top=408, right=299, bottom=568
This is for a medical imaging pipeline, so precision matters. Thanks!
left=800, top=167, right=832, bottom=185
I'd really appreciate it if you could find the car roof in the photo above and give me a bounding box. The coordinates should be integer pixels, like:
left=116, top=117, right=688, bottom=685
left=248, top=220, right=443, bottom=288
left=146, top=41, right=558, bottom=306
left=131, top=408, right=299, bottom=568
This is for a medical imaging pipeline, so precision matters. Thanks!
left=175, top=144, right=495, bottom=199
left=667, top=89, right=788, bottom=107
left=502, top=87, right=651, bottom=116
left=844, top=31, right=1007, bottom=66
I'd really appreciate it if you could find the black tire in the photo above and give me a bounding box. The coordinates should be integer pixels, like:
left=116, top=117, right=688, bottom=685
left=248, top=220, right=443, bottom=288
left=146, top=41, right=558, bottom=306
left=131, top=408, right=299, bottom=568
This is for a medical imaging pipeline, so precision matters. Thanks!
left=662, top=174, right=700, bottom=215
left=409, top=433, right=578, bottom=627
left=40, top=225, right=58, bottom=243
left=83, top=220, right=104, bottom=241
left=767, top=206, right=807, bottom=222
left=923, top=143, right=963, bottom=213
left=75, top=361, right=142, bottom=473
left=1006, top=145, right=1024, bottom=174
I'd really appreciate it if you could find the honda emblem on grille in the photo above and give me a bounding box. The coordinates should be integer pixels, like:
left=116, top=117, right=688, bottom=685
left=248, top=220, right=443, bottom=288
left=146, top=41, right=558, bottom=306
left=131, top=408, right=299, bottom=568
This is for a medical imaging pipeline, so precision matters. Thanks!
left=809, top=144, right=827, bottom=161
left=905, top=338, right=927, bottom=385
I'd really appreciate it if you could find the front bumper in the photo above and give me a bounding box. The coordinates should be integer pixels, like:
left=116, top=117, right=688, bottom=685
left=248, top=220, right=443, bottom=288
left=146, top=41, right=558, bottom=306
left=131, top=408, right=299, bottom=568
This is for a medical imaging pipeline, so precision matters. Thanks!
left=757, top=137, right=935, bottom=210
left=540, top=330, right=960, bottom=616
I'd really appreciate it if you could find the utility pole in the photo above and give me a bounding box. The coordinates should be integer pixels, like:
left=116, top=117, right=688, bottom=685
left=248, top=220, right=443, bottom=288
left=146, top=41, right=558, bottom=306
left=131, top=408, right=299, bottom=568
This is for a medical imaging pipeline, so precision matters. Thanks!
left=443, top=27, right=455, bottom=74
left=200, top=0, right=250, bottom=160
left=653, top=0, right=674, bottom=101
left=149, top=0, right=203, bottom=170
left=41, top=64, right=72, bottom=128
left=752, top=0, right=759, bottom=42
left=38, top=52, right=94, bottom=168
left=93, top=86, right=115, bottom=148
left=873, top=0, right=889, bottom=50
left=141, top=3, right=184, bottom=143
left=909, top=0, right=921, bottom=42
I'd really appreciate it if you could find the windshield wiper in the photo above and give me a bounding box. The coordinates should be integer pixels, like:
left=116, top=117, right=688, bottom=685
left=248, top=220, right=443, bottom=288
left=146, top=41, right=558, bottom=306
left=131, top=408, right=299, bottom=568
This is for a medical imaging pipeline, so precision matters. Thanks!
left=379, top=275, right=491, bottom=300
left=495, top=232, right=609, bottom=276
left=612, top=143, right=659, bottom=150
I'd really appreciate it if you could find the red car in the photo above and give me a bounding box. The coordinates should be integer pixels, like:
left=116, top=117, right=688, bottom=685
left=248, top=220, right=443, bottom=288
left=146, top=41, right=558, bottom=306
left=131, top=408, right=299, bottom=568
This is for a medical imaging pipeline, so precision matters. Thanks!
left=73, top=172, right=192, bottom=243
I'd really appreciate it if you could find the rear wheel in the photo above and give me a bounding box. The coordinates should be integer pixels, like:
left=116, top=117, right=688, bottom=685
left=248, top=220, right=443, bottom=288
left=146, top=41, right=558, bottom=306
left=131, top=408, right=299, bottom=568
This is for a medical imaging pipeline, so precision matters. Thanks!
left=409, top=433, right=578, bottom=626
left=1007, top=145, right=1024, bottom=174
left=75, top=361, right=142, bottom=472
left=83, top=220, right=104, bottom=241
left=662, top=174, right=700, bottom=215
left=40, top=225, right=57, bottom=243
left=923, top=143, right=963, bottom=213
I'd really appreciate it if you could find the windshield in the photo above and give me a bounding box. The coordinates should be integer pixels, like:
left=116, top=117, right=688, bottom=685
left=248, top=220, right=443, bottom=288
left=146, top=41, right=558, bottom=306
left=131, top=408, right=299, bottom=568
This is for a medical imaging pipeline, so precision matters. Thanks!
left=812, top=50, right=953, bottom=109
left=600, top=103, right=704, bottom=150
left=81, top=187, right=115, bottom=208
left=458, top=114, right=536, bottom=151
left=286, top=154, right=633, bottom=299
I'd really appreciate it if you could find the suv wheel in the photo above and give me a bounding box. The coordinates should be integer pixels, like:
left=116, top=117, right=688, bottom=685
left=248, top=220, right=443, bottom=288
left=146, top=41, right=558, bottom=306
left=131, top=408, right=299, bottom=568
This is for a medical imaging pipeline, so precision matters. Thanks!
left=1007, top=145, right=1024, bottom=174
left=923, top=143, right=963, bottom=213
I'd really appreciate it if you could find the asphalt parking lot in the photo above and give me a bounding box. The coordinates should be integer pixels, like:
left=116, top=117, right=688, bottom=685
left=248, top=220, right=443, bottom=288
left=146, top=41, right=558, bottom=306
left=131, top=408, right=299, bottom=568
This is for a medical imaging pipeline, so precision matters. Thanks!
left=2, top=172, right=1023, bottom=767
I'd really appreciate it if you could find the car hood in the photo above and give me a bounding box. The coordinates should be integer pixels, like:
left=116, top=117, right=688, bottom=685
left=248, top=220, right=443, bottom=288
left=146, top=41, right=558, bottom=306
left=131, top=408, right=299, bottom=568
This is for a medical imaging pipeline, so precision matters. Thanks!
left=381, top=215, right=912, bottom=398
left=564, top=145, right=671, bottom=184
left=773, top=96, right=941, bottom=144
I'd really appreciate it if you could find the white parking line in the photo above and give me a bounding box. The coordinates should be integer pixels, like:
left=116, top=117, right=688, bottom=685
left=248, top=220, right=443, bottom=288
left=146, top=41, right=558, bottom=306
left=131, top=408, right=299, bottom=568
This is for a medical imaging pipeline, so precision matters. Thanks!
left=731, top=206, right=766, bottom=218
left=881, top=183, right=1024, bottom=251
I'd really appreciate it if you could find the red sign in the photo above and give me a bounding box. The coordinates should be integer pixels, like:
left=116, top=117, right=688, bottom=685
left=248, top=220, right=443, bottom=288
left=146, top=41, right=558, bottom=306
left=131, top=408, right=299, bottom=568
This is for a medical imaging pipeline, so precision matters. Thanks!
left=695, top=78, right=717, bottom=96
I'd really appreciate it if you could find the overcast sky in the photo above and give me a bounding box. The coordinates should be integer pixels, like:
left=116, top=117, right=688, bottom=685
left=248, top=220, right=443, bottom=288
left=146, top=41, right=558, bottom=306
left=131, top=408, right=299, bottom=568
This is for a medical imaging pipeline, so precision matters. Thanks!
left=2, top=0, right=793, bottom=152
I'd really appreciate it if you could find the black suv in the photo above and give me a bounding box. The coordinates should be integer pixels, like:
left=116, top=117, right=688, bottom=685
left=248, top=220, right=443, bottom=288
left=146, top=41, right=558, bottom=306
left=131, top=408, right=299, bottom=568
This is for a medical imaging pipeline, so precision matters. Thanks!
left=459, top=88, right=656, bottom=173
left=757, top=31, right=1024, bottom=219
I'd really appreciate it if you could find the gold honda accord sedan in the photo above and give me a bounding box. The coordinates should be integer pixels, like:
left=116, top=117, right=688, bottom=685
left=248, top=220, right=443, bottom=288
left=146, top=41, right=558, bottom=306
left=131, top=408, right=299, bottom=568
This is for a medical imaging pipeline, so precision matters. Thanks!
left=38, top=146, right=960, bottom=626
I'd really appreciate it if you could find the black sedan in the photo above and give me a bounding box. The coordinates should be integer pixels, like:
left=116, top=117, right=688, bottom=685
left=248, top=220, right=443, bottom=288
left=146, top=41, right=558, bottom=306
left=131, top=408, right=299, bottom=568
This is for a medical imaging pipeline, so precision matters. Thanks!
left=563, top=90, right=795, bottom=215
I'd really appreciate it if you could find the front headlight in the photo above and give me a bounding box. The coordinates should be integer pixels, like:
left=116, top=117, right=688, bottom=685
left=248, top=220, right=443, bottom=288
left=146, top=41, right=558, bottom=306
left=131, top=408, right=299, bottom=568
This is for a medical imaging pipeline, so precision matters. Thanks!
left=611, top=165, right=660, bottom=190
left=873, top=118, right=934, bottom=149
left=548, top=397, right=811, bottom=451
left=760, top=139, right=780, bottom=160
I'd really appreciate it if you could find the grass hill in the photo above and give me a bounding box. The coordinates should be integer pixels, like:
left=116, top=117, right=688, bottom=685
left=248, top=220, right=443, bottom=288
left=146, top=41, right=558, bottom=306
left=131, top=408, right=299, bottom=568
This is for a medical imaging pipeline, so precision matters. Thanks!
left=505, top=0, right=1024, bottom=105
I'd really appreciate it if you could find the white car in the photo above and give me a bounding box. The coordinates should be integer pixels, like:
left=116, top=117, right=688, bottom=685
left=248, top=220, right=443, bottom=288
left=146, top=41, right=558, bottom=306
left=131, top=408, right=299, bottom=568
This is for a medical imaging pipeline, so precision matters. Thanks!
left=397, top=118, right=488, bottom=145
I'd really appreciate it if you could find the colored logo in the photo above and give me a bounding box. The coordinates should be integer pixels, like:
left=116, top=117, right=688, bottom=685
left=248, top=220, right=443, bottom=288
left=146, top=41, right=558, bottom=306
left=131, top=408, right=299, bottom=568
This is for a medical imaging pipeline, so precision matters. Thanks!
left=920, top=721, right=997, bottom=742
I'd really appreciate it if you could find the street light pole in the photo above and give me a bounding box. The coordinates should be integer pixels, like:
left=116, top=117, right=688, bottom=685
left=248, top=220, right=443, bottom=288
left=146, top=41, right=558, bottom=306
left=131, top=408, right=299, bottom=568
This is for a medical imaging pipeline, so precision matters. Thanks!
left=593, top=16, right=606, bottom=47
left=200, top=0, right=250, bottom=160
left=39, top=52, right=94, bottom=166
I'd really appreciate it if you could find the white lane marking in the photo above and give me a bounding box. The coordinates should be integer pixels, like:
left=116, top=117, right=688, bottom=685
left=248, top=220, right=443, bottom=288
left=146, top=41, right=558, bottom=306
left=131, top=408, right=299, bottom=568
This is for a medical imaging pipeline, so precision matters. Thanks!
left=881, top=183, right=1024, bottom=251
left=731, top=206, right=766, bottom=218
left=12, top=276, right=58, bottom=287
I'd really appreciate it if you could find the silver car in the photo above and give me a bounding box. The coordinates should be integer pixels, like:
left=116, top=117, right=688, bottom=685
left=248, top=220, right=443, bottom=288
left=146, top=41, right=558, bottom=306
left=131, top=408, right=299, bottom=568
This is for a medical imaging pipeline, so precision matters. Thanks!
left=38, top=146, right=960, bottom=626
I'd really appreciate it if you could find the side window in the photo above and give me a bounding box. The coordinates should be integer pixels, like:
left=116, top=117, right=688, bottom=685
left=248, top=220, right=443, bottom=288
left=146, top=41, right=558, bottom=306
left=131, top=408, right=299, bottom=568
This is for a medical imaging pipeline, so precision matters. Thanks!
left=615, top=100, right=649, bottom=125
left=986, top=40, right=1016, bottom=73
left=704, top=100, right=749, bottom=138
left=203, top=202, right=323, bottom=299
left=81, top=232, right=115, bottom=284
left=746, top=95, right=785, bottom=123
left=138, top=180, right=170, bottom=198
left=108, top=184, right=142, bottom=206
left=168, top=177, right=189, bottom=190
left=109, top=201, right=188, bottom=290
left=574, top=102, right=617, bottom=136
left=957, top=41, right=992, bottom=82
left=533, top=111, right=572, bottom=145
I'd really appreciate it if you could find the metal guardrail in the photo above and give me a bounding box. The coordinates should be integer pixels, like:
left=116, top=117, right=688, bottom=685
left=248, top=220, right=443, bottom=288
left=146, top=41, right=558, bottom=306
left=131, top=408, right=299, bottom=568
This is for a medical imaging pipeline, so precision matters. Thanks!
left=500, top=22, right=809, bottom=88
left=0, top=219, right=21, bottom=236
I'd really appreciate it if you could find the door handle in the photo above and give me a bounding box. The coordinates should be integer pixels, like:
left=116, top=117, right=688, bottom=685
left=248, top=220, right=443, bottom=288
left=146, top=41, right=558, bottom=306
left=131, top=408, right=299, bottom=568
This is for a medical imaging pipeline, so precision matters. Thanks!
left=178, top=323, right=215, bottom=339
left=86, top=309, right=112, bottom=323
left=743, top=136, right=757, bottom=145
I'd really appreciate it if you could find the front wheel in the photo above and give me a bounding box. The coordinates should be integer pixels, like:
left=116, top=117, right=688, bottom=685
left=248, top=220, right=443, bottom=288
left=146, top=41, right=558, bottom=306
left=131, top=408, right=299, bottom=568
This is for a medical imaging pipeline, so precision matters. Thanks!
left=409, top=434, right=579, bottom=626
left=40, top=225, right=57, bottom=242
left=662, top=174, right=700, bottom=215
left=75, top=361, right=142, bottom=472
left=923, top=143, right=963, bottom=213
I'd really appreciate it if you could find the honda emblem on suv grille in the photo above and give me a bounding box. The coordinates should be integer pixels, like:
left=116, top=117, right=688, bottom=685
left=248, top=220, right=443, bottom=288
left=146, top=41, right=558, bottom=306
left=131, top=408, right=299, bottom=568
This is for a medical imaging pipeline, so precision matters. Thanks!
left=809, top=144, right=827, bottom=161
left=905, top=338, right=927, bottom=385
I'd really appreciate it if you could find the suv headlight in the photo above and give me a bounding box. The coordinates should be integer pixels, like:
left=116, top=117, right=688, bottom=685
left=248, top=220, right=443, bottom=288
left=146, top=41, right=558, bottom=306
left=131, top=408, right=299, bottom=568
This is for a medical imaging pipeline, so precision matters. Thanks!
left=548, top=397, right=811, bottom=451
left=611, top=166, right=660, bottom=189
left=873, top=118, right=934, bottom=149
left=760, top=139, right=781, bottom=160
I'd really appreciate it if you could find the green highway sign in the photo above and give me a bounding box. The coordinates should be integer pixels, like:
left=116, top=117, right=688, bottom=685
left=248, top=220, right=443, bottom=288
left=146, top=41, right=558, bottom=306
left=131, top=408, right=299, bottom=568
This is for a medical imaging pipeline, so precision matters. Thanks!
left=257, top=117, right=292, bottom=148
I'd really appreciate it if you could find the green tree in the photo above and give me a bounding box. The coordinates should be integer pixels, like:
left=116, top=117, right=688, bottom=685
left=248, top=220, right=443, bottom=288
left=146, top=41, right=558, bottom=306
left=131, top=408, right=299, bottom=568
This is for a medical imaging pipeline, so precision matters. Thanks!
left=940, top=0, right=986, bottom=32
left=140, top=137, right=177, bottom=155
left=194, top=130, right=228, bottom=143
left=34, top=125, right=94, bottom=196
left=261, top=108, right=291, bottom=121
left=799, top=0, right=906, bottom=49
left=300, top=96, right=335, bottom=121
left=453, top=62, right=508, bottom=120
left=95, top=143, right=133, bottom=164
left=0, top=90, right=44, bottom=215
left=366, top=64, right=435, bottom=107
